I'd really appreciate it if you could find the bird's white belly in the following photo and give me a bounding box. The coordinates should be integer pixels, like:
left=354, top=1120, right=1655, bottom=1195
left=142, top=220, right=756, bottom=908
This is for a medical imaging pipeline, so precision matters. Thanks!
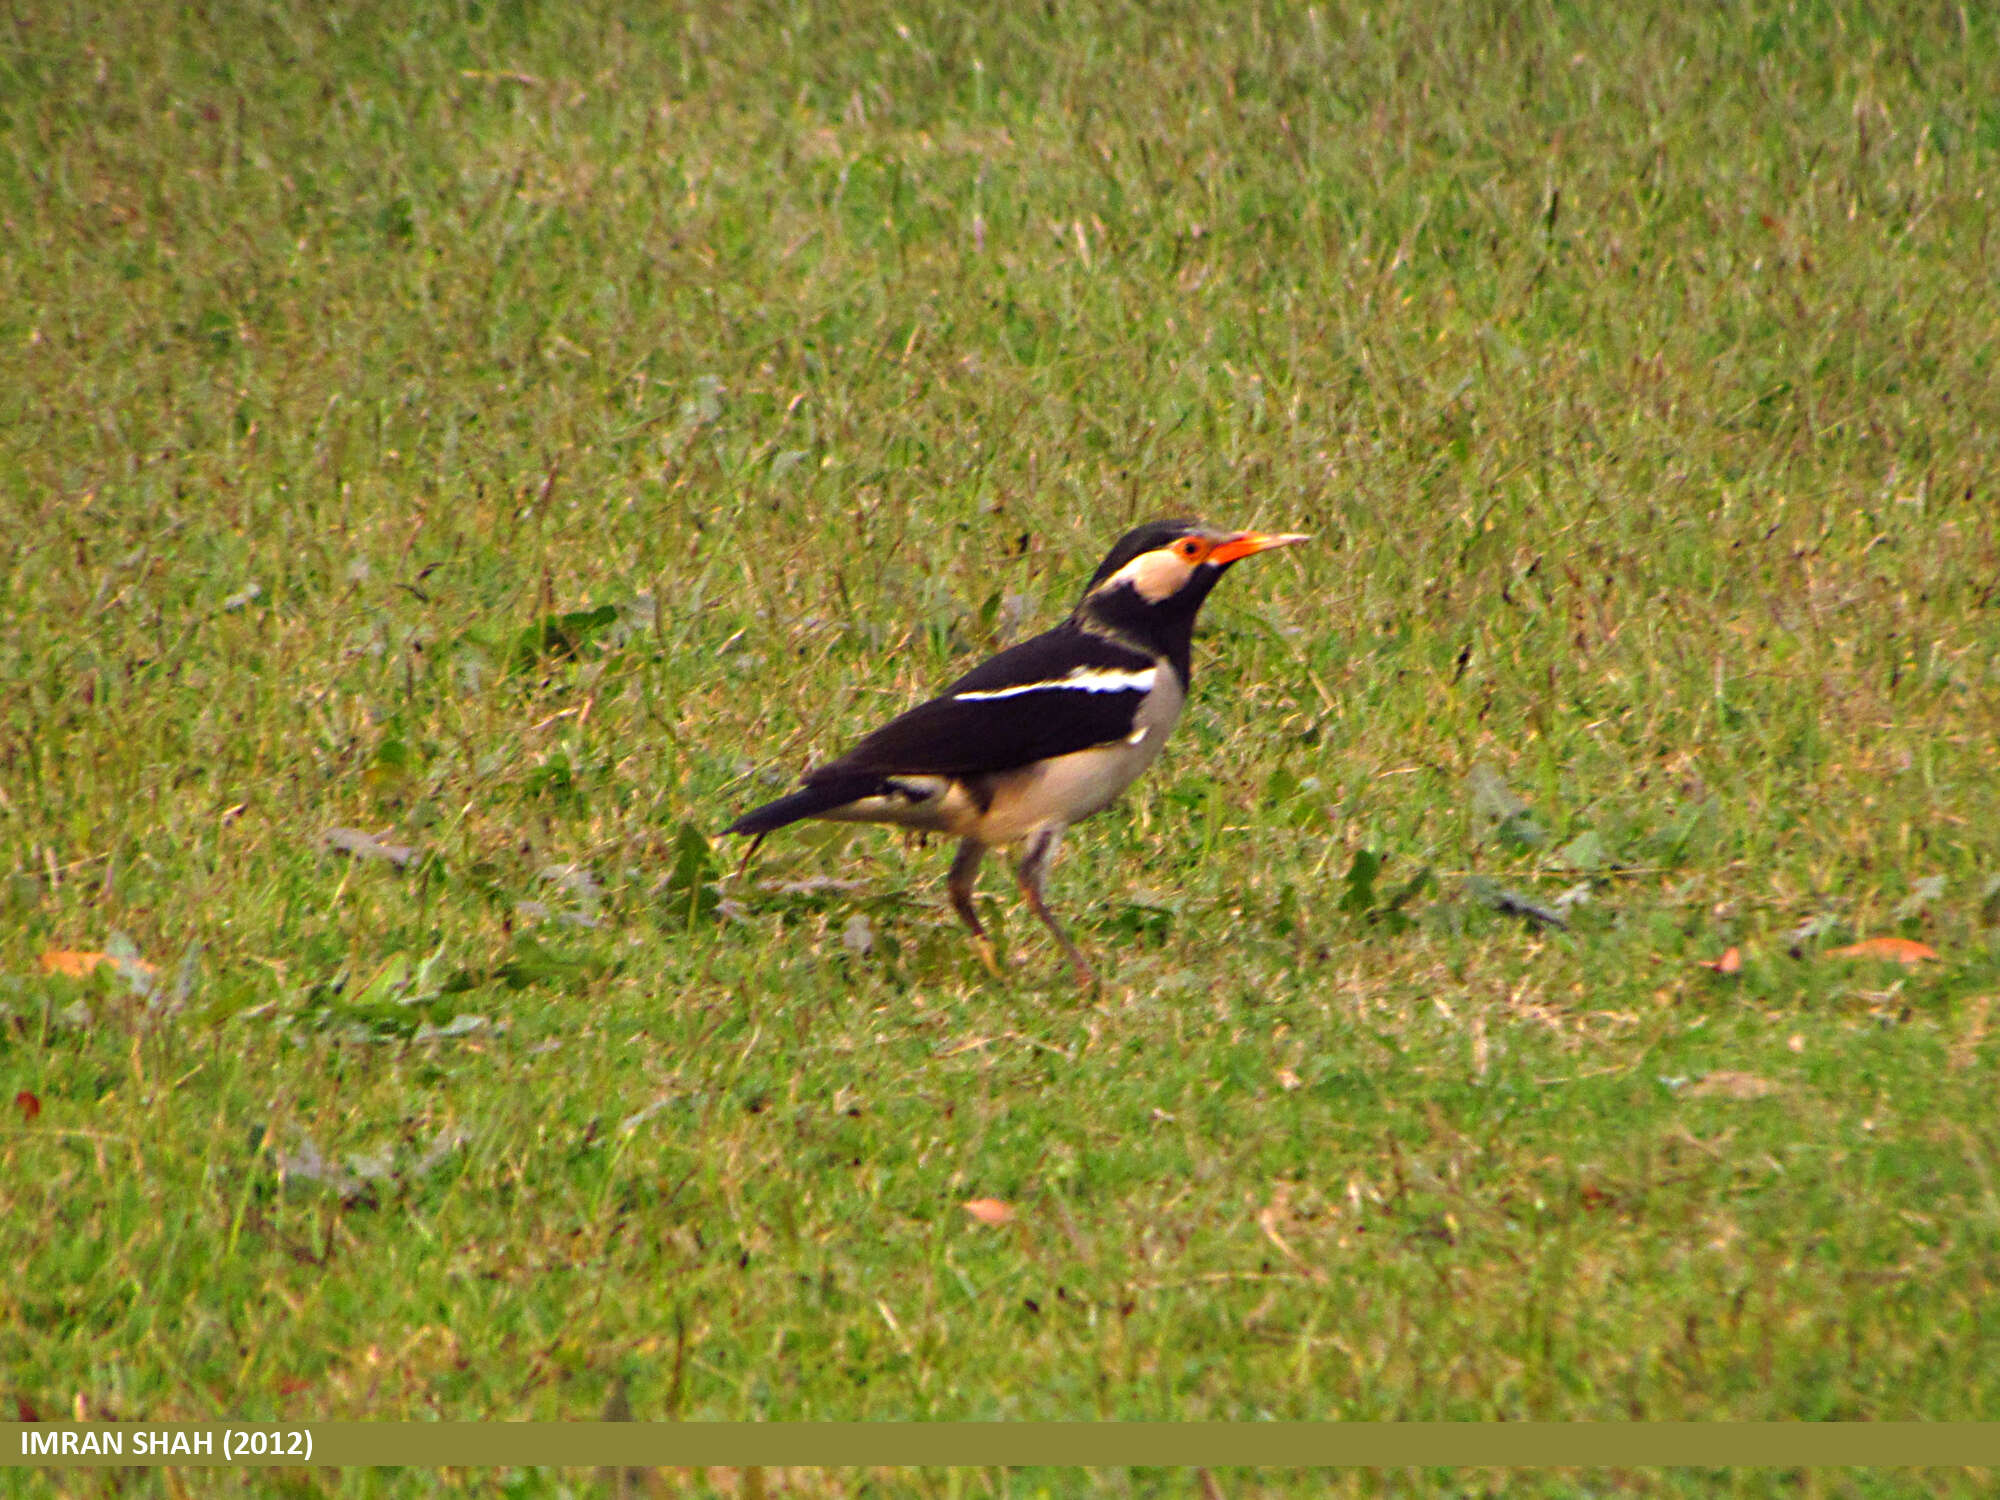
left=812, top=672, right=1185, bottom=847
left=966, top=671, right=1184, bottom=846
left=966, top=741, right=1150, bottom=844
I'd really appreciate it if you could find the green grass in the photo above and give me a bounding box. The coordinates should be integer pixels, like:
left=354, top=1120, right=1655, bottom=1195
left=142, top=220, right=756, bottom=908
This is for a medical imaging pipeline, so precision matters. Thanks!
left=5, top=0, right=2000, bottom=1485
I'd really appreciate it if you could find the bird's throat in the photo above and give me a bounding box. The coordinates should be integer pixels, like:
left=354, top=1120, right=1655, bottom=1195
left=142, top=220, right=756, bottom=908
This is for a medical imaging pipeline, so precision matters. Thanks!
left=1075, top=577, right=1214, bottom=687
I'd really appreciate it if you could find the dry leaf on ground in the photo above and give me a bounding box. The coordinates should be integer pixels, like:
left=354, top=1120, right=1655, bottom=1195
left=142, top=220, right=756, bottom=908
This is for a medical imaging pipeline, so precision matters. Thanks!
left=14, top=1091, right=40, bottom=1123
left=1827, top=936, right=1938, bottom=965
left=1689, top=1071, right=1780, bottom=1100
left=962, top=1198, right=1014, bottom=1226
left=1255, top=1185, right=1327, bottom=1281
left=320, top=827, right=416, bottom=868
left=39, top=950, right=156, bottom=979
left=1695, top=947, right=1743, bottom=974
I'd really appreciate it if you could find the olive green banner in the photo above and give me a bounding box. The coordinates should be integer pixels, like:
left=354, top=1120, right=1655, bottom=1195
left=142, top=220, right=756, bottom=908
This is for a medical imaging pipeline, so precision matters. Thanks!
left=5, top=1423, right=1999, bottom=1468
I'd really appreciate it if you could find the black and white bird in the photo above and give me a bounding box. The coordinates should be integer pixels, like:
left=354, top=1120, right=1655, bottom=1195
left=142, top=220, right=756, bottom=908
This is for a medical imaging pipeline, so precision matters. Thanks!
left=725, top=519, right=1308, bottom=983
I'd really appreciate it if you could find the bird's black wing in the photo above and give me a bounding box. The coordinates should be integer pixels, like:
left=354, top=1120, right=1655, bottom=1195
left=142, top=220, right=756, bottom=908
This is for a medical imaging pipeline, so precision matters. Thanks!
left=811, top=622, right=1162, bottom=782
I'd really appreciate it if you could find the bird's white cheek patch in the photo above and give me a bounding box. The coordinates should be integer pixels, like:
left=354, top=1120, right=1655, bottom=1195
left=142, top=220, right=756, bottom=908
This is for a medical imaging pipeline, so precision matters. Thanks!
left=1100, top=549, right=1194, bottom=603
left=953, top=666, right=1158, bottom=702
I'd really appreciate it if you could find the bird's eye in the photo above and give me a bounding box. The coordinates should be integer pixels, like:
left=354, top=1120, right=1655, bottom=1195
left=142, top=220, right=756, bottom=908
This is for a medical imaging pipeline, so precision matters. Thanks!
left=1176, top=538, right=1204, bottom=561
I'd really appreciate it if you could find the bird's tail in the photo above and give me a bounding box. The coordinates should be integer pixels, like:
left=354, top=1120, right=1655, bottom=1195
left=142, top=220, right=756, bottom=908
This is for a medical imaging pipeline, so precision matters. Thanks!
left=723, top=777, right=877, bottom=838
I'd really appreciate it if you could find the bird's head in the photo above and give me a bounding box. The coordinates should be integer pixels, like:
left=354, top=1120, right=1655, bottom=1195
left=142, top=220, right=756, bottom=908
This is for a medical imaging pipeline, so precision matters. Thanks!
left=1080, top=518, right=1309, bottom=620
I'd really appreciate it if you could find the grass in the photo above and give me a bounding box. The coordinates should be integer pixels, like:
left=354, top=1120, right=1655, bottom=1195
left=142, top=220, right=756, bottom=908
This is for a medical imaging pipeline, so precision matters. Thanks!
left=4, top=0, right=2000, bottom=1489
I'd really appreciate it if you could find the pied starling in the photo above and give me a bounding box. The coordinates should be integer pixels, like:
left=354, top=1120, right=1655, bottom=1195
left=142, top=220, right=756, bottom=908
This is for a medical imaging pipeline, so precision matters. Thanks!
left=726, top=519, right=1308, bottom=983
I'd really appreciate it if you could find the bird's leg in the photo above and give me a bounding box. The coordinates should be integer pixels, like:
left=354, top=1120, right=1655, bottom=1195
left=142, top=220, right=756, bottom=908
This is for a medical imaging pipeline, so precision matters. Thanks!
left=1014, top=828, right=1096, bottom=987
left=947, top=838, right=1002, bottom=976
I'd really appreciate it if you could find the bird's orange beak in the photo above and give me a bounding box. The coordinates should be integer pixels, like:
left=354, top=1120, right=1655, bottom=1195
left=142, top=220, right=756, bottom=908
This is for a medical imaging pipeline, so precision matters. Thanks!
left=1208, top=530, right=1311, bottom=566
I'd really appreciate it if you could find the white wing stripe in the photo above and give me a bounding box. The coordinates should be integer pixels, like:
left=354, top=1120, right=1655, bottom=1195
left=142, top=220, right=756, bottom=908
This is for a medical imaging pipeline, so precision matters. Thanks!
left=952, top=666, right=1157, bottom=703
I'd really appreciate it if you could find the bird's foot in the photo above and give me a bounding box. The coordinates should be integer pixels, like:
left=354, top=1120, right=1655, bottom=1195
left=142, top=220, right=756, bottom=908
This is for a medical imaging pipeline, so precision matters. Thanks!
left=1058, top=942, right=1098, bottom=990
left=972, top=935, right=1005, bottom=978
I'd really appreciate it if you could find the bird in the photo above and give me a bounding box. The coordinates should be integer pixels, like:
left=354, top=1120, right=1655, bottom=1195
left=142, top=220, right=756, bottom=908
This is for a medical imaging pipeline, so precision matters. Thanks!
left=725, top=518, right=1308, bottom=983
